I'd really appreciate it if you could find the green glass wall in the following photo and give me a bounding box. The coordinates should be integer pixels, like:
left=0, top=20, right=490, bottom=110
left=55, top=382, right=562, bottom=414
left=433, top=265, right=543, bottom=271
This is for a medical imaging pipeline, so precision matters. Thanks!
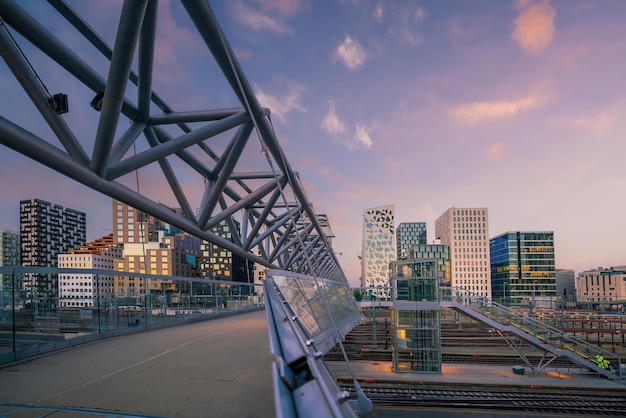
left=390, top=260, right=442, bottom=372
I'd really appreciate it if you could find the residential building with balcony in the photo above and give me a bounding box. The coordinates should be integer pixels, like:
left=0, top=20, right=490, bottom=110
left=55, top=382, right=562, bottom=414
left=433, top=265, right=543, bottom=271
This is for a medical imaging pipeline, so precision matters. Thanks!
left=0, top=229, right=20, bottom=291
left=112, top=200, right=200, bottom=297
left=20, top=199, right=86, bottom=301
left=58, top=234, right=123, bottom=307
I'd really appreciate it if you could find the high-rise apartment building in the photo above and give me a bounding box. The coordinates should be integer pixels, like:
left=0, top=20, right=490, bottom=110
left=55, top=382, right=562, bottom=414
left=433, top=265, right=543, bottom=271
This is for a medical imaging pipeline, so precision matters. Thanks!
left=396, top=222, right=426, bottom=260
left=0, top=229, right=20, bottom=290
left=116, top=243, right=179, bottom=296
left=20, top=199, right=86, bottom=299
left=490, top=231, right=555, bottom=306
left=112, top=200, right=166, bottom=244
left=199, top=219, right=251, bottom=283
left=112, top=200, right=199, bottom=296
left=435, top=207, right=491, bottom=298
left=361, top=204, right=396, bottom=292
left=288, top=212, right=336, bottom=275
left=299, top=213, right=335, bottom=247
left=576, top=266, right=626, bottom=302
left=58, top=234, right=123, bottom=307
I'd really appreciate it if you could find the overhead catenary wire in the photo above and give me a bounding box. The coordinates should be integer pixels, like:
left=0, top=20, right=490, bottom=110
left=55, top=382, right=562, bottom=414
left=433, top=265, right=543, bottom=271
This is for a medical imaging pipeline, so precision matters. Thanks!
left=0, top=16, right=53, bottom=98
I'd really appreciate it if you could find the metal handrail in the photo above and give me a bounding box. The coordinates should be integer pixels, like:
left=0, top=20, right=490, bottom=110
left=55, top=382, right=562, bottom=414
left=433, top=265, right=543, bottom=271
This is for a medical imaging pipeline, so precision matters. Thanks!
left=441, top=287, right=623, bottom=376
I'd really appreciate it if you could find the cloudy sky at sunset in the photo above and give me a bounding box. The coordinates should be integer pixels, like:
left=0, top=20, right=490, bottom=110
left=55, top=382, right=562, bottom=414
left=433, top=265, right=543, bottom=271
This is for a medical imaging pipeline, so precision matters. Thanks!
left=1, top=0, right=626, bottom=286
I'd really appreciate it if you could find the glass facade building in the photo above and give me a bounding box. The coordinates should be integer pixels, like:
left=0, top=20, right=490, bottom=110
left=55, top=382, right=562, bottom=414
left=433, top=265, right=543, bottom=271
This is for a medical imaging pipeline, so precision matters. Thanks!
left=556, top=269, right=576, bottom=303
left=408, top=244, right=450, bottom=286
left=390, top=260, right=441, bottom=373
left=490, top=231, right=555, bottom=306
left=396, top=222, right=426, bottom=260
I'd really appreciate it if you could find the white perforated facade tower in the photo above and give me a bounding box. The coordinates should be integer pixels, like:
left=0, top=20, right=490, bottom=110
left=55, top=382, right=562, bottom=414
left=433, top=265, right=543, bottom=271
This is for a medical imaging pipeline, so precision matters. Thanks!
left=360, top=205, right=396, bottom=293
left=435, top=207, right=491, bottom=298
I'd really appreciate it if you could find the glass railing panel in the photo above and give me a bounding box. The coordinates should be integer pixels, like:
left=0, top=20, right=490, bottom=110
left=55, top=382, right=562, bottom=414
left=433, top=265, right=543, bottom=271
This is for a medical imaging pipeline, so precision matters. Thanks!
left=0, top=266, right=262, bottom=366
left=266, top=270, right=361, bottom=350
left=273, top=273, right=325, bottom=337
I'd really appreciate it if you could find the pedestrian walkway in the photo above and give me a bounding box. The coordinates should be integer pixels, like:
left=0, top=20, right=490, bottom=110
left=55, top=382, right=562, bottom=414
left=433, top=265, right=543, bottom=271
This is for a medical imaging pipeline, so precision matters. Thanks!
left=3, top=308, right=625, bottom=418
left=0, top=310, right=273, bottom=418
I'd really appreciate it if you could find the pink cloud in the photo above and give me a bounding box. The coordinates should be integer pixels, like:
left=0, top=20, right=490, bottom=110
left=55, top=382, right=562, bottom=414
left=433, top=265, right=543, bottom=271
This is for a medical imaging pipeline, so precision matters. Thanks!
left=336, top=35, right=368, bottom=71
left=484, top=142, right=505, bottom=160
left=231, top=1, right=299, bottom=34
left=512, top=0, right=557, bottom=52
left=251, top=0, right=304, bottom=17
left=452, top=96, right=544, bottom=122
left=322, top=100, right=346, bottom=136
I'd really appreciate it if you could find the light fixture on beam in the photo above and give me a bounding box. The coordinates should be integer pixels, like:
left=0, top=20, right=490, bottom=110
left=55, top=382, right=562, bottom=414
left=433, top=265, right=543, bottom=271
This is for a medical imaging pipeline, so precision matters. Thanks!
left=90, top=91, right=104, bottom=111
left=47, top=93, right=68, bottom=114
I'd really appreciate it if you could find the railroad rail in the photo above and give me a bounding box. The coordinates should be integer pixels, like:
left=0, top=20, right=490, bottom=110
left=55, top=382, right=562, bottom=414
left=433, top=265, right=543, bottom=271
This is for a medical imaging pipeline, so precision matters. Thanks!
left=325, top=349, right=581, bottom=368
left=337, top=378, right=626, bottom=416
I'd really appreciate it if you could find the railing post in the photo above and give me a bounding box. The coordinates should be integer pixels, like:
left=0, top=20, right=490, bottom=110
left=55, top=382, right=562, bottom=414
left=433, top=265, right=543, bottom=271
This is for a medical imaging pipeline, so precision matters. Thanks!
left=11, top=267, right=16, bottom=358
left=96, top=273, right=101, bottom=335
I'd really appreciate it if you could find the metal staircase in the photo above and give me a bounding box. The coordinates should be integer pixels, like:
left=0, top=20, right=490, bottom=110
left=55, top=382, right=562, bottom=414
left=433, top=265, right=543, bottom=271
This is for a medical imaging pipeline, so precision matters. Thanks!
left=440, top=288, right=624, bottom=380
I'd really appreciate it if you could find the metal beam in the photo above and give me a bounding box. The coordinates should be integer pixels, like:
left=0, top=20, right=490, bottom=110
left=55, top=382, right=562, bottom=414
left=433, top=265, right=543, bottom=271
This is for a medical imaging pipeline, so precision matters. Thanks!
left=0, top=0, right=346, bottom=284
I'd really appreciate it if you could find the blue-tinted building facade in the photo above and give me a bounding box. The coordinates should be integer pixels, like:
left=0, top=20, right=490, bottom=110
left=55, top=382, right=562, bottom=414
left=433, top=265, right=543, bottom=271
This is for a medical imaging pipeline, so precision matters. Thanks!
left=490, top=231, right=555, bottom=306
left=396, top=222, right=426, bottom=260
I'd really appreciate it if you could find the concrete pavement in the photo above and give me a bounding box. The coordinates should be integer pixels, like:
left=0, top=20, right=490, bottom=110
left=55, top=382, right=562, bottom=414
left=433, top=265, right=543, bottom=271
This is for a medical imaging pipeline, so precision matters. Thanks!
left=326, top=360, right=626, bottom=391
left=0, top=310, right=273, bottom=418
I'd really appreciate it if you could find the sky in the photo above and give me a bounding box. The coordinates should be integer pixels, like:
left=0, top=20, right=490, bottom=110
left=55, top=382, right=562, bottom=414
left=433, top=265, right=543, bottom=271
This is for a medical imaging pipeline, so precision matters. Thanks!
left=1, top=0, right=626, bottom=287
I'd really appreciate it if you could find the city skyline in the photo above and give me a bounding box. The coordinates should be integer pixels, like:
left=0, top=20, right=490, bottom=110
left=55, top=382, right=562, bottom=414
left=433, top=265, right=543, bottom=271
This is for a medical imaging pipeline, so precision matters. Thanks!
left=2, top=1, right=626, bottom=287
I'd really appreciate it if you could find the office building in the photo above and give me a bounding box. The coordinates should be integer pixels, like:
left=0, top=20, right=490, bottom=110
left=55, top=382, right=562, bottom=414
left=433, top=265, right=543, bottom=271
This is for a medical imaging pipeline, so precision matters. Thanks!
left=113, top=200, right=199, bottom=296
left=490, top=231, right=555, bottom=306
left=576, top=266, right=626, bottom=302
left=361, top=204, right=396, bottom=293
left=556, top=269, right=576, bottom=303
left=0, top=229, right=20, bottom=290
left=58, top=234, right=123, bottom=307
left=396, top=222, right=426, bottom=260
left=435, top=207, right=490, bottom=298
left=20, top=199, right=86, bottom=300
left=407, top=244, right=450, bottom=286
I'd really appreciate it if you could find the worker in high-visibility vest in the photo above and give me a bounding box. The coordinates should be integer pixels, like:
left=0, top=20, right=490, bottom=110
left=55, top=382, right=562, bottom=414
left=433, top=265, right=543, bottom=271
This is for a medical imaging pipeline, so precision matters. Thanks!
left=595, top=354, right=610, bottom=370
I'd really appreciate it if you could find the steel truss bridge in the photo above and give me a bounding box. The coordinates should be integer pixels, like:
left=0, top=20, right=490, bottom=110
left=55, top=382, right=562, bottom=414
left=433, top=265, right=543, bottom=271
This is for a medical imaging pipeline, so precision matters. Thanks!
left=0, top=1, right=366, bottom=416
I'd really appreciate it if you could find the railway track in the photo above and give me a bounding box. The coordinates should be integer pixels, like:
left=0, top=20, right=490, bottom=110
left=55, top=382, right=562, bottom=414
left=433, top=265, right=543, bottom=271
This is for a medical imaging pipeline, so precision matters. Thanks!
left=324, top=349, right=580, bottom=368
left=337, top=378, right=626, bottom=415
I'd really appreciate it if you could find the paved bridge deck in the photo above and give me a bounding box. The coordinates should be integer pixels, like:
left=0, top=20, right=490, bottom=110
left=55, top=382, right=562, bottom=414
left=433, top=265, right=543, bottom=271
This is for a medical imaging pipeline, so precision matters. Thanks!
left=2, top=309, right=625, bottom=418
left=0, top=310, right=273, bottom=418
